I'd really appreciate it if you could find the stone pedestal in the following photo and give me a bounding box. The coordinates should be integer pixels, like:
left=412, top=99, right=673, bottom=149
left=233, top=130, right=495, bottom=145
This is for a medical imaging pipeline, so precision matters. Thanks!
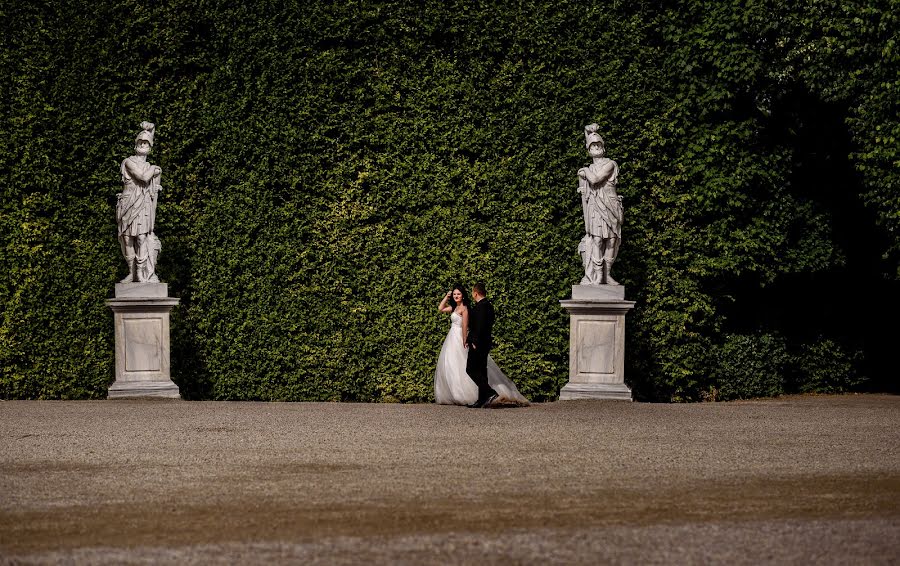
left=106, top=283, right=180, bottom=399
left=559, top=285, right=635, bottom=401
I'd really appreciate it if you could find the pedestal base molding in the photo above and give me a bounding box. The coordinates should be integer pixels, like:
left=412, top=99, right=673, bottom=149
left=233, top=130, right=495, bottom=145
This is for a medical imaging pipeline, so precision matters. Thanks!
left=108, top=380, right=181, bottom=399
left=559, top=382, right=633, bottom=401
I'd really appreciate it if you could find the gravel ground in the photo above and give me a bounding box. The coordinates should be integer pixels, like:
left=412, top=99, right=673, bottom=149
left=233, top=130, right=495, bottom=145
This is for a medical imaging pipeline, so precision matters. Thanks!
left=1, top=395, right=898, bottom=564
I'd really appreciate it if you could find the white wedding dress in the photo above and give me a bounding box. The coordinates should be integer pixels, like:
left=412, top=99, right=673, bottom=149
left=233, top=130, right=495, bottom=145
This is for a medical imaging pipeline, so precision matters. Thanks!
left=434, top=312, right=529, bottom=406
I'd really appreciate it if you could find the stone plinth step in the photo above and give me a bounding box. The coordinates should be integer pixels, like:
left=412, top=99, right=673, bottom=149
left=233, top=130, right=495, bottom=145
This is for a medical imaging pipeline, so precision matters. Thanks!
left=108, top=380, right=181, bottom=399
left=559, top=383, right=633, bottom=401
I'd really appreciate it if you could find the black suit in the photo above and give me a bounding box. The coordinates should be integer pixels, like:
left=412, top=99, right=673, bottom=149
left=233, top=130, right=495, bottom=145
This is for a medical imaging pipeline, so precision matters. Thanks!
left=466, top=297, right=497, bottom=402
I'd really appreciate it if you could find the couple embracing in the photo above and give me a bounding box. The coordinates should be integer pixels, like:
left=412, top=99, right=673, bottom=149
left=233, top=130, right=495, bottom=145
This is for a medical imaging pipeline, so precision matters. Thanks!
left=434, top=283, right=529, bottom=408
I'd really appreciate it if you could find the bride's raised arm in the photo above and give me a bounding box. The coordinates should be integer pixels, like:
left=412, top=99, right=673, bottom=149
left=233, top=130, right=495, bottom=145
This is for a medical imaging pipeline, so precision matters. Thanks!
left=438, top=290, right=453, bottom=313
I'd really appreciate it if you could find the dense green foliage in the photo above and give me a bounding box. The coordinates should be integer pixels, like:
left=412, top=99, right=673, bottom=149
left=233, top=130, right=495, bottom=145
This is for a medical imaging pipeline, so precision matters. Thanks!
left=2, top=0, right=896, bottom=401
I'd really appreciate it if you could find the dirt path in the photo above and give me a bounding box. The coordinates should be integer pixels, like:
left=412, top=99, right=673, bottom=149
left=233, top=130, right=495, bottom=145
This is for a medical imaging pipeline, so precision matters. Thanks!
left=1, top=395, right=898, bottom=564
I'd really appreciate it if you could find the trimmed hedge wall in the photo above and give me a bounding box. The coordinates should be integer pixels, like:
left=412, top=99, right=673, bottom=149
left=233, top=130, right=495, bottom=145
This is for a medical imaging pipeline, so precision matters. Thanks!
left=2, top=0, right=897, bottom=401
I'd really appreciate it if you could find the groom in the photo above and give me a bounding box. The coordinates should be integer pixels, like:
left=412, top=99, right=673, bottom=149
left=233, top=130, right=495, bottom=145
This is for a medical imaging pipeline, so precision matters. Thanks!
left=466, top=282, right=499, bottom=408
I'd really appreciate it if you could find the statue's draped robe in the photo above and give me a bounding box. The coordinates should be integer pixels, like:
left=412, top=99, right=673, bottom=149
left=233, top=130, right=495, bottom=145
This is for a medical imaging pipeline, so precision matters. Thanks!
left=580, top=158, right=622, bottom=240
left=117, top=157, right=158, bottom=237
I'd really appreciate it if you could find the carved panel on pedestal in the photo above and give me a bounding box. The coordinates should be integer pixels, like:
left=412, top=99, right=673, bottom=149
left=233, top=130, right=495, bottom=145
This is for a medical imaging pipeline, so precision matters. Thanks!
left=576, top=319, right=616, bottom=376
left=124, top=318, right=163, bottom=372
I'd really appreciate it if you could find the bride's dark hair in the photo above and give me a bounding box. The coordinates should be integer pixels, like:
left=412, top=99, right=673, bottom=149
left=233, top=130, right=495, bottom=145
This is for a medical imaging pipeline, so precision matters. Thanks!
left=449, top=284, right=470, bottom=309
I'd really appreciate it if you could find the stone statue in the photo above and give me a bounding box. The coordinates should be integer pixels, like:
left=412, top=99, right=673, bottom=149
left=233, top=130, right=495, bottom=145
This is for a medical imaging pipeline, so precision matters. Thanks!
left=117, top=122, right=162, bottom=283
left=577, top=124, right=622, bottom=285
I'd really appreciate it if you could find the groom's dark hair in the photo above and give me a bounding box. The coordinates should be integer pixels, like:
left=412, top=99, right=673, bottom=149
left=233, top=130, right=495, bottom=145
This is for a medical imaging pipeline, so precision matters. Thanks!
left=473, top=282, right=487, bottom=296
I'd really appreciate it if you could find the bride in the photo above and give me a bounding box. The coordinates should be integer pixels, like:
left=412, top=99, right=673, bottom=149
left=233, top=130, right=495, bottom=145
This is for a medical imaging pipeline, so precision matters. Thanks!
left=433, top=285, right=529, bottom=406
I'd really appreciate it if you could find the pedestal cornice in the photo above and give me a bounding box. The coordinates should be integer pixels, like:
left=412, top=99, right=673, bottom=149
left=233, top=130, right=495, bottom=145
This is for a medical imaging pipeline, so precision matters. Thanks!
left=106, top=297, right=180, bottom=311
left=559, top=299, right=636, bottom=314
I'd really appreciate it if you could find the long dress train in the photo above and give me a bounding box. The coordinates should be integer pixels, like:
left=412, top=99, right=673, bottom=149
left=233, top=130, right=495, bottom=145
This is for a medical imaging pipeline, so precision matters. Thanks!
left=433, top=312, right=529, bottom=406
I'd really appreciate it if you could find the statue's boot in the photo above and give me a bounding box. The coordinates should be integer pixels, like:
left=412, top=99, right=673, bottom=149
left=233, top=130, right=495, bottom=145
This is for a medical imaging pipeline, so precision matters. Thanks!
left=603, top=259, right=620, bottom=286
left=119, top=246, right=136, bottom=283
left=136, top=256, right=149, bottom=283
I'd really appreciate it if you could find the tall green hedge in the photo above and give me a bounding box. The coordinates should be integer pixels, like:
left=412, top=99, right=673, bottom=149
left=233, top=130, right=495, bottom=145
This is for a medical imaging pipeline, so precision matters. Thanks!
left=2, top=0, right=896, bottom=401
